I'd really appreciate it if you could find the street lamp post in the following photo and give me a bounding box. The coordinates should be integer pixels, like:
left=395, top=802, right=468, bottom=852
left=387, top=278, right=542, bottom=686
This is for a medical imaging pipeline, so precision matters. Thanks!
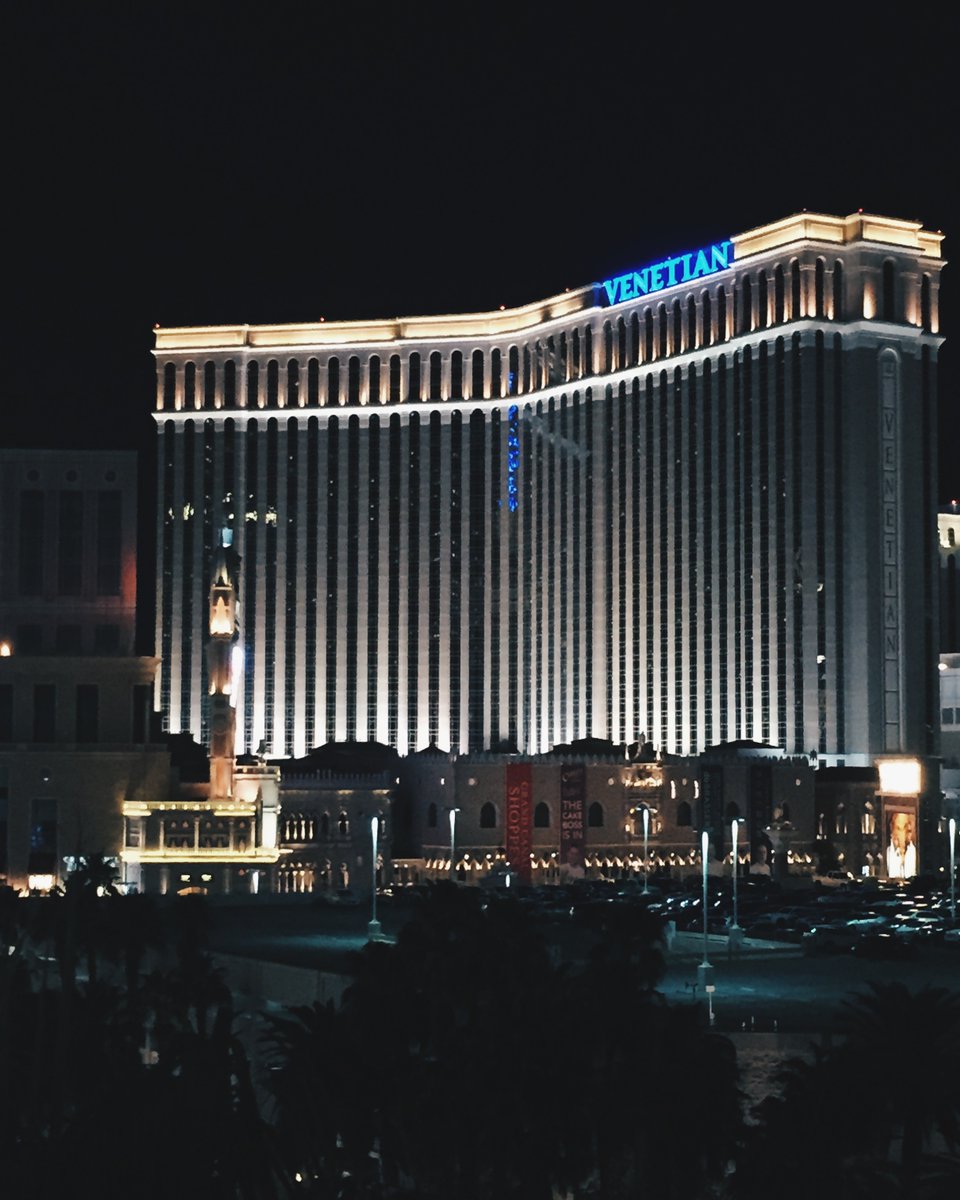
left=949, top=817, right=957, bottom=925
left=698, top=830, right=714, bottom=1005
left=729, top=819, right=744, bottom=952
left=448, top=807, right=460, bottom=882
left=642, top=807, right=650, bottom=894
left=367, top=815, right=382, bottom=941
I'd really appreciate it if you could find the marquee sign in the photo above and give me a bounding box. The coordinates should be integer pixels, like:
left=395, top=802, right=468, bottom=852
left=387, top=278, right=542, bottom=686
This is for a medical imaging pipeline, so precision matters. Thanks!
left=601, top=240, right=733, bottom=306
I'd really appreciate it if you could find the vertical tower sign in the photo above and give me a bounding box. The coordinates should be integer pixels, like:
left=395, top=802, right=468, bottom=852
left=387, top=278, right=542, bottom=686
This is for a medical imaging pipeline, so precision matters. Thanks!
left=505, top=763, right=532, bottom=883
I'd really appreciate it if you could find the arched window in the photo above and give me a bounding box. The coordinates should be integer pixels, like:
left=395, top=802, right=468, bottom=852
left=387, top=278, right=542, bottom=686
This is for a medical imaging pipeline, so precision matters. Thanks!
left=508, top=346, right=519, bottom=395
left=588, top=802, right=604, bottom=828
left=472, top=349, right=484, bottom=398
left=338, top=810, right=349, bottom=836
left=617, top=317, right=627, bottom=368
left=320, top=811, right=330, bottom=838
left=203, top=361, right=216, bottom=409
left=308, top=358, right=320, bottom=406
left=717, top=287, right=727, bottom=340
left=882, top=260, right=896, bottom=322
left=163, top=362, right=176, bottom=410
left=774, top=265, right=785, bottom=324
left=657, top=304, right=668, bottom=358
left=572, top=328, right=581, bottom=377
left=835, top=804, right=847, bottom=837
left=267, top=359, right=279, bottom=407
left=286, top=359, right=300, bottom=408
left=630, top=313, right=641, bottom=365
left=451, top=350, right=463, bottom=399
left=490, top=348, right=502, bottom=397
left=920, top=274, right=931, bottom=332
left=790, top=260, right=801, bottom=320
left=427, top=802, right=438, bottom=828
left=814, top=259, right=825, bottom=318
left=833, top=261, right=844, bottom=322
left=676, top=800, right=692, bottom=827
left=701, top=292, right=712, bottom=346
left=738, top=276, right=752, bottom=335
left=534, top=802, right=550, bottom=828
left=184, top=361, right=196, bottom=409
left=686, top=296, right=697, bottom=350
left=672, top=299, right=682, bottom=353
left=224, top=360, right=237, bottom=409
left=348, top=356, right=360, bottom=405
left=368, top=355, right=381, bottom=405
left=479, top=802, right=497, bottom=829
left=603, top=321, right=613, bottom=372
left=583, top=325, right=593, bottom=375
left=327, top=357, right=340, bottom=406
left=408, top=352, right=421, bottom=400
left=429, top=351, right=442, bottom=399
left=758, top=273, right=768, bottom=329
left=522, top=345, right=531, bottom=392
left=389, top=355, right=402, bottom=404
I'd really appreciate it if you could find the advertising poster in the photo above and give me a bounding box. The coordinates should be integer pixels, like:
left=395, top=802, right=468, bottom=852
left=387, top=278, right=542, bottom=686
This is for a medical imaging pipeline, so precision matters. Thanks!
left=505, top=762, right=533, bottom=884
left=883, top=801, right=918, bottom=879
left=559, top=763, right=586, bottom=880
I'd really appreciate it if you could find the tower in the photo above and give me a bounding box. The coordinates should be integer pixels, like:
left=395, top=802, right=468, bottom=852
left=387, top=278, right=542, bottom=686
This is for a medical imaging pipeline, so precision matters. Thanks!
left=207, top=542, right=237, bottom=803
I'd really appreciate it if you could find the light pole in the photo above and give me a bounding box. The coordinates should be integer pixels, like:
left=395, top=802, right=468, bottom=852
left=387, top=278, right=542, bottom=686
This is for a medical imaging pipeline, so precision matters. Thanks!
left=642, top=806, right=650, bottom=894
left=729, top=818, right=744, bottom=952
left=368, top=815, right=382, bottom=940
left=949, top=817, right=957, bottom=925
left=448, top=807, right=461, bottom=882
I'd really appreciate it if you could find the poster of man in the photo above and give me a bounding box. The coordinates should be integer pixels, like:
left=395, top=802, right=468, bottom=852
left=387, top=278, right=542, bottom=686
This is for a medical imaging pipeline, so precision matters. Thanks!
left=885, top=807, right=918, bottom=879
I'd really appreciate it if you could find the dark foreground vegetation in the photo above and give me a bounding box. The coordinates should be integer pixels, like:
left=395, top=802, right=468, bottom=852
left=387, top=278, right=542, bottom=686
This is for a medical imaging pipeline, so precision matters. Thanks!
left=1, top=867, right=958, bottom=1198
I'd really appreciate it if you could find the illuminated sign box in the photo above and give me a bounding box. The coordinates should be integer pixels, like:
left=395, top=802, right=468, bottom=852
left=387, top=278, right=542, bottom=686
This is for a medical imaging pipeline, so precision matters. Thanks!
left=601, top=240, right=733, bottom=306
left=876, top=757, right=922, bottom=795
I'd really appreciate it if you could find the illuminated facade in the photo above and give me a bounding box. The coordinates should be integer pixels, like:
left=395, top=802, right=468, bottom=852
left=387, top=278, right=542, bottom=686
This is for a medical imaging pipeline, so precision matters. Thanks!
left=153, top=212, right=944, bottom=774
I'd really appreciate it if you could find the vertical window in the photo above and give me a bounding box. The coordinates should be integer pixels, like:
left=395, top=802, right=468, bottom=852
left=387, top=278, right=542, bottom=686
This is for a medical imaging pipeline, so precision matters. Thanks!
left=247, top=361, right=260, bottom=408
left=76, top=684, right=98, bottom=742
left=833, top=261, right=844, bottom=322
left=368, top=355, right=381, bottom=404
left=287, top=359, right=301, bottom=407
left=882, top=260, right=896, bottom=321
left=307, top=358, right=320, bottom=406
left=58, top=491, right=84, bottom=595
left=471, top=349, right=484, bottom=398
left=774, top=265, right=785, bottom=324
left=790, top=261, right=801, bottom=319
left=408, top=352, right=421, bottom=401
left=815, top=259, right=825, bottom=318
left=96, top=490, right=122, bottom=595
left=920, top=274, right=931, bottom=332
left=34, top=684, right=56, bottom=741
left=224, top=360, right=237, bottom=408
left=658, top=304, right=668, bottom=358
left=758, top=273, right=768, bottom=329
left=450, top=350, right=463, bottom=399
left=429, top=351, right=442, bottom=399
left=490, top=348, right=502, bottom=397
left=163, top=363, right=176, bottom=410
left=328, top=357, right=340, bottom=406
left=19, top=490, right=45, bottom=596
left=204, top=361, right=216, bottom=409
left=588, top=802, right=604, bottom=827
left=389, top=355, right=402, bottom=403
left=739, top=276, right=752, bottom=334
left=267, top=359, right=279, bottom=406
left=508, top=346, right=519, bottom=395
left=348, top=356, right=360, bottom=405
left=184, top=362, right=196, bottom=409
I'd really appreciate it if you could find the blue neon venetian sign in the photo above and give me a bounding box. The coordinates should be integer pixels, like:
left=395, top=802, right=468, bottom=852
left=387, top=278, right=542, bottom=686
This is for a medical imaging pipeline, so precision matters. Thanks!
left=600, top=240, right=733, bottom=306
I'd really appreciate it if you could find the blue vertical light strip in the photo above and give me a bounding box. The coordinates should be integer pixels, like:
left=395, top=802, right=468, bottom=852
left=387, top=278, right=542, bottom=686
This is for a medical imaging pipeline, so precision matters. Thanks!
left=507, top=404, right=520, bottom=512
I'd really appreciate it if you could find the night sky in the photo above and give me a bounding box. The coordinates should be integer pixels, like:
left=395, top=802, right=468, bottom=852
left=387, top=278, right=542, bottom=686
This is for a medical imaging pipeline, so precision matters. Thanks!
left=6, top=5, right=957, bottom=502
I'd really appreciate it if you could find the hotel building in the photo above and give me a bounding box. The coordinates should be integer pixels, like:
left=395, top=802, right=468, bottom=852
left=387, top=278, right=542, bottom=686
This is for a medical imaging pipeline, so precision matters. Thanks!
left=152, top=212, right=944, bottom=784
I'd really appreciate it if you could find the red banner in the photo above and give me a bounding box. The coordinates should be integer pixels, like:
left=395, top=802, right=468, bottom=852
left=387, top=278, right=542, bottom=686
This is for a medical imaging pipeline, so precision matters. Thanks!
left=505, top=763, right=533, bottom=884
